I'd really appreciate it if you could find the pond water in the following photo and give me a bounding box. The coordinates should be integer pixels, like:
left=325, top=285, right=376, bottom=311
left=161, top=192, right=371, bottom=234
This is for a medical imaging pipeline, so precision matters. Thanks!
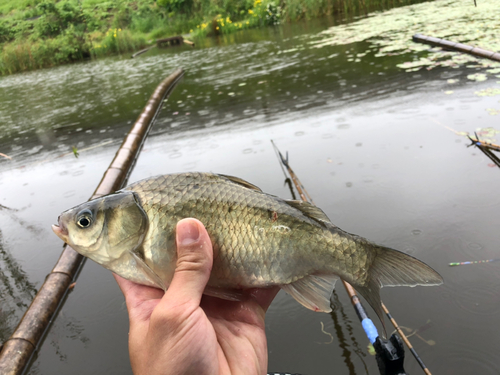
left=1, top=0, right=500, bottom=374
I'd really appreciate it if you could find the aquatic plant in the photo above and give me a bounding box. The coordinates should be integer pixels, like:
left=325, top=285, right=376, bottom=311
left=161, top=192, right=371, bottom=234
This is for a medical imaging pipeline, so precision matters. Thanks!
left=310, top=0, right=500, bottom=77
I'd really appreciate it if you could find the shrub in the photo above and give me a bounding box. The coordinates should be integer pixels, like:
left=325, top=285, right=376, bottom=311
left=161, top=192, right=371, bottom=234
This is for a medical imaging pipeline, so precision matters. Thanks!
left=0, top=20, right=13, bottom=43
left=157, top=0, right=192, bottom=13
left=90, top=28, right=146, bottom=58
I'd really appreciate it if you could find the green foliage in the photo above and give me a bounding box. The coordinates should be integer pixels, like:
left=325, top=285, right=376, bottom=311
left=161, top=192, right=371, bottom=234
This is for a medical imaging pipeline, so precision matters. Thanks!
left=0, top=21, right=13, bottom=43
left=0, top=26, right=86, bottom=75
left=90, top=28, right=146, bottom=57
left=0, top=0, right=432, bottom=75
left=157, top=0, right=192, bottom=13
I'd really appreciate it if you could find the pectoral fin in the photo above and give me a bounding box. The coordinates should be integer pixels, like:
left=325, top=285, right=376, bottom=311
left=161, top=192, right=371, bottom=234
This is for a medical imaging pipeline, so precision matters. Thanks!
left=107, top=252, right=166, bottom=290
left=281, top=274, right=339, bottom=312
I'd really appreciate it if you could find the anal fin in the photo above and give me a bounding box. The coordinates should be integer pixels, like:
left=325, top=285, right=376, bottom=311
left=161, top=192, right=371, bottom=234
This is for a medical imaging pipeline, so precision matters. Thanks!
left=281, top=274, right=339, bottom=312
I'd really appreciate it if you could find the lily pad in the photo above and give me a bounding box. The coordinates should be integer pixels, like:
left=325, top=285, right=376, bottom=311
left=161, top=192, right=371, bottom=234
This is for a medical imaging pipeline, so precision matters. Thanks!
left=467, top=73, right=488, bottom=82
left=310, top=0, right=500, bottom=75
left=475, top=88, right=500, bottom=97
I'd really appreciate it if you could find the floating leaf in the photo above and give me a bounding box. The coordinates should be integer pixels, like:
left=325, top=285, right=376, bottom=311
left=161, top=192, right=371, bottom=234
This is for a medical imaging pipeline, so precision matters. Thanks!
left=486, top=108, right=500, bottom=115
left=475, top=88, right=500, bottom=97
left=467, top=73, right=488, bottom=82
left=476, top=127, right=500, bottom=138
left=310, top=0, right=500, bottom=75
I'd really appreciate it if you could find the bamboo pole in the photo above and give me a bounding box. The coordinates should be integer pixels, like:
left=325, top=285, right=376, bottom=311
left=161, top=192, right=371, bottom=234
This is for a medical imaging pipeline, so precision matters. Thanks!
left=0, top=68, right=185, bottom=375
left=412, top=34, right=500, bottom=62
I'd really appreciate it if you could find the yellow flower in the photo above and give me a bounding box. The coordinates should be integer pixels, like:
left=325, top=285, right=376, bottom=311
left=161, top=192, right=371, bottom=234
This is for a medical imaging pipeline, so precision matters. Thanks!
left=248, top=9, right=254, bottom=14
left=246, top=21, right=249, bottom=24
left=190, top=29, right=193, bottom=32
left=216, top=26, right=219, bottom=30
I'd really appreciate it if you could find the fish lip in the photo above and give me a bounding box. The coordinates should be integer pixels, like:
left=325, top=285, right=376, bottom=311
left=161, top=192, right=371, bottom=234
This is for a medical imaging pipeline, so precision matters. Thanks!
left=52, top=216, right=69, bottom=242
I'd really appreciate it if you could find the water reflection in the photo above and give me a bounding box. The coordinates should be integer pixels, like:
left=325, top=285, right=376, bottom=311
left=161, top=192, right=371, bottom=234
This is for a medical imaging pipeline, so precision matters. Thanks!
left=0, top=222, right=37, bottom=345
left=329, top=291, right=368, bottom=375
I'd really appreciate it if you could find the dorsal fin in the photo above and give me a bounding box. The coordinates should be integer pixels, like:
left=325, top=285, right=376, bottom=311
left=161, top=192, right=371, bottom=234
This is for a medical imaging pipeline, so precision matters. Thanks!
left=219, top=174, right=263, bottom=192
left=285, top=200, right=332, bottom=226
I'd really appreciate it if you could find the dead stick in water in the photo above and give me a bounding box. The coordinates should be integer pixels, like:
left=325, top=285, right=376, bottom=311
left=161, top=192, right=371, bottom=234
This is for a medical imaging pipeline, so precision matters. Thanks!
left=412, top=34, right=500, bottom=63
left=271, top=141, right=433, bottom=375
left=131, top=45, right=156, bottom=58
left=0, top=68, right=185, bottom=375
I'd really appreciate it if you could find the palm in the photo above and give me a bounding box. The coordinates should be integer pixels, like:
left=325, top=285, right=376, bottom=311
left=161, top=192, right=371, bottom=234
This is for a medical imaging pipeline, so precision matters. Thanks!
left=115, top=275, right=279, bottom=375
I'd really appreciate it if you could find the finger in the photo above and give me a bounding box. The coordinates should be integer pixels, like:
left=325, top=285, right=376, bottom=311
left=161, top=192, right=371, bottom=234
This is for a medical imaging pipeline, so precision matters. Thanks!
left=161, top=218, right=213, bottom=309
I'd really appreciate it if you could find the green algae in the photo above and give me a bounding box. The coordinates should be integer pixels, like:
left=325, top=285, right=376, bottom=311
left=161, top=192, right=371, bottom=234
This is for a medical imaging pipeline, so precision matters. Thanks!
left=310, top=0, right=500, bottom=75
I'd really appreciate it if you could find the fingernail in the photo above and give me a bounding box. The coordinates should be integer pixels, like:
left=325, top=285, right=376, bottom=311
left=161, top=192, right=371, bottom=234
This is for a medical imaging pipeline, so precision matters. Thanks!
left=178, top=220, right=200, bottom=246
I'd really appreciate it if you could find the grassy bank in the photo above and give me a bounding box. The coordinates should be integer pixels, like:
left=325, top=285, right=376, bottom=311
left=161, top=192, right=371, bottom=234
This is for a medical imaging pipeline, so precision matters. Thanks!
left=0, top=0, right=422, bottom=75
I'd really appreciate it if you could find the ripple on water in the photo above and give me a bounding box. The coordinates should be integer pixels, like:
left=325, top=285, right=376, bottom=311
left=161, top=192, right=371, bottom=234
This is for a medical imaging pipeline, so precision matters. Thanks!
left=169, top=152, right=182, bottom=159
left=467, top=241, right=483, bottom=251
left=451, top=283, right=500, bottom=317
left=63, top=190, right=75, bottom=198
left=434, top=344, right=500, bottom=375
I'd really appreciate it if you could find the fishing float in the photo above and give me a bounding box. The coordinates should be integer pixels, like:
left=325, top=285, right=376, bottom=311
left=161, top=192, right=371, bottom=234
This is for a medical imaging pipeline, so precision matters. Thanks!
left=449, top=259, right=500, bottom=266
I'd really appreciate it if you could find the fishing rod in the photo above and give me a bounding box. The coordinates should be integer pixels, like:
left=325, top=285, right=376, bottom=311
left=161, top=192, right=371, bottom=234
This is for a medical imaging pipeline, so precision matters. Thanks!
left=271, top=140, right=433, bottom=375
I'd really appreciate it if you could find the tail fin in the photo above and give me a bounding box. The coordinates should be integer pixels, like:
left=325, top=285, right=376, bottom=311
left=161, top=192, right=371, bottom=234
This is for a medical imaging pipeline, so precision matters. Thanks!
left=353, top=246, right=443, bottom=334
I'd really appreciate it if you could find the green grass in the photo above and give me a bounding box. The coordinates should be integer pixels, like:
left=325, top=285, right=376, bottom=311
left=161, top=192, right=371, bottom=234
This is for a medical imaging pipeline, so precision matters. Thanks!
left=0, top=0, right=428, bottom=75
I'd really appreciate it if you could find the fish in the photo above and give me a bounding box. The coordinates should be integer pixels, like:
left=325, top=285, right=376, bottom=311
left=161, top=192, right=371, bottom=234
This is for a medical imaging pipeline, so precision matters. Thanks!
left=52, top=172, right=443, bottom=325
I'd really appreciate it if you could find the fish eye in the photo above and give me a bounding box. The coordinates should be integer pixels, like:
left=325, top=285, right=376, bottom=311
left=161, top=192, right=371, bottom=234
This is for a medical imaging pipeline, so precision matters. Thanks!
left=76, top=209, right=93, bottom=229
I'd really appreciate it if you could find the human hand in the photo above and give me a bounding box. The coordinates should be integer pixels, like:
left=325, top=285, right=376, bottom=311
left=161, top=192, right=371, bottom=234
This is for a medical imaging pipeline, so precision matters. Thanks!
left=114, top=218, right=280, bottom=375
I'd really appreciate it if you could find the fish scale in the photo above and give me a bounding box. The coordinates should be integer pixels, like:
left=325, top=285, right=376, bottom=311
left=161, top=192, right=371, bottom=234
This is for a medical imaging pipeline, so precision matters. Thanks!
left=127, top=173, right=330, bottom=287
left=53, top=172, right=443, bottom=325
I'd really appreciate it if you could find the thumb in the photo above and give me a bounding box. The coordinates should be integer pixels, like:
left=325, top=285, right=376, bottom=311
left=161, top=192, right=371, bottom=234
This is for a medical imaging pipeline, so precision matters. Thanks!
left=163, top=218, right=213, bottom=307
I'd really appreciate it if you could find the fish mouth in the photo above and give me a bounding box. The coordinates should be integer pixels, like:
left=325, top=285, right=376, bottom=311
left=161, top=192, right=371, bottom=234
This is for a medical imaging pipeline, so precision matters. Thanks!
left=52, top=216, right=69, bottom=243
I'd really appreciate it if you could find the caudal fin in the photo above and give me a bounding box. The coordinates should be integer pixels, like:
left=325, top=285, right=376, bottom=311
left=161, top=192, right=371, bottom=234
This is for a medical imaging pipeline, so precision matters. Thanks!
left=353, top=246, right=443, bottom=334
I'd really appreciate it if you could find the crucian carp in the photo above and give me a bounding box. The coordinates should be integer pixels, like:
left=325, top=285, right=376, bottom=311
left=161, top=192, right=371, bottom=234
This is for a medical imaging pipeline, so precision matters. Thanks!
left=52, top=172, right=443, bottom=325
